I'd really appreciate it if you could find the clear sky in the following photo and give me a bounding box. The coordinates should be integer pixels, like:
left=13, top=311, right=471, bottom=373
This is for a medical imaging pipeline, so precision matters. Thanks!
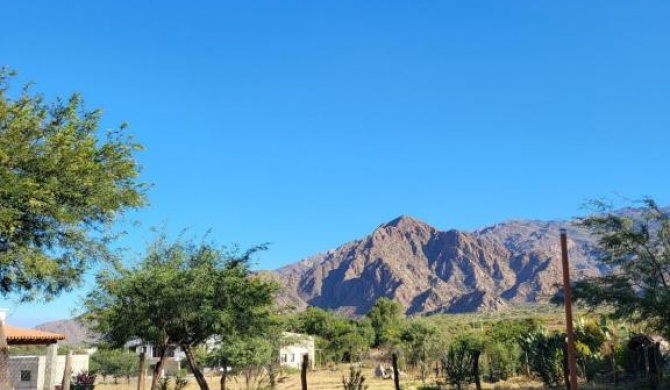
left=1, top=1, right=669, bottom=326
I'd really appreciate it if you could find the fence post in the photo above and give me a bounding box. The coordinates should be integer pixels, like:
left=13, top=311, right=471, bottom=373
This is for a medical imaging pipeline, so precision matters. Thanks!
left=301, top=353, right=309, bottom=390
left=392, top=353, right=401, bottom=390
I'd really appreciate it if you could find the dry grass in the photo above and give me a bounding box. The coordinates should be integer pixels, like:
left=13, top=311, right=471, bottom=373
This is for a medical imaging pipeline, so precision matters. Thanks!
left=91, top=367, right=546, bottom=390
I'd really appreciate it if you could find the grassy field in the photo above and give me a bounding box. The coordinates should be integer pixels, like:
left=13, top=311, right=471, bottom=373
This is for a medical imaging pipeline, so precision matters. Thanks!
left=92, top=366, right=546, bottom=390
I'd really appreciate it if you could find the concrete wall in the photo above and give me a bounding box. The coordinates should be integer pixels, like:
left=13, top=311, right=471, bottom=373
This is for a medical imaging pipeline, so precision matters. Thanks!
left=9, top=354, right=89, bottom=390
left=55, top=355, right=90, bottom=381
left=9, top=356, right=46, bottom=390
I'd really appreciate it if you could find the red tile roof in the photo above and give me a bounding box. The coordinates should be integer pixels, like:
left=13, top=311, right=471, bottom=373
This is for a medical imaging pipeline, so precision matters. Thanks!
left=4, top=324, right=65, bottom=345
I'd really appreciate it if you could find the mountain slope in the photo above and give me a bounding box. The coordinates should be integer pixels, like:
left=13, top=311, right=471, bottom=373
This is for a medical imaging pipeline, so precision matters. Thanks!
left=34, top=319, right=99, bottom=346
left=273, top=215, right=603, bottom=315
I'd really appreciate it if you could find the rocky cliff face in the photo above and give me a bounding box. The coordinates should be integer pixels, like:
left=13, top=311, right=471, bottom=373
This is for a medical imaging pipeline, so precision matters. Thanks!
left=273, top=215, right=604, bottom=316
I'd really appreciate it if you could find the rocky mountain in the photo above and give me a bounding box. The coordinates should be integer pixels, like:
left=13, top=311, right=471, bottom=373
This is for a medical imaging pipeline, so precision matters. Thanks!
left=34, top=319, right=99, bottom=346
left=272, top=215, right=606, bottom=316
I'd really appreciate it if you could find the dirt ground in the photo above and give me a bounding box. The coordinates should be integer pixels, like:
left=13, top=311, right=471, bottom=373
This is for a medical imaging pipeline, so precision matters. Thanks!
left=92, top=366, right=546, bottom=390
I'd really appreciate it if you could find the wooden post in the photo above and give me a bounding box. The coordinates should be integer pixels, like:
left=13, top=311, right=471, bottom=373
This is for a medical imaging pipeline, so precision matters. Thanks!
left=62, top=350, right=73, bottom=390
left=391, top=353, right=401, bottom=390
left=560, top=229, right=579, bottom=390
left=301, top=353, right=308, bottom=390
left=137, top=347, right=146, bottom=390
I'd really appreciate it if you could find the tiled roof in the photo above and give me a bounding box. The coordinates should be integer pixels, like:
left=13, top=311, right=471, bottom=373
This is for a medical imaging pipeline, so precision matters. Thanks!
left=4, top=324, right=65, bottom=344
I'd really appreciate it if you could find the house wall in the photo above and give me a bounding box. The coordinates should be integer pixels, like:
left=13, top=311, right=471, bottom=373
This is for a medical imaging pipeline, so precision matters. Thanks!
left=9, top=354, right=89, bottom=390
left=9, top=356, right=46, bottom=390
left=55, top=355, right=89, bottom=380
left=279, top=335, right=315, bottom=370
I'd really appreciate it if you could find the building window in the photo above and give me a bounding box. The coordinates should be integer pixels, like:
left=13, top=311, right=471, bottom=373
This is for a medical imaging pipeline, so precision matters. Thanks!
left=291, top=354, right=295, bottom=362
left=281, top=354, right=287, bottom=363
left=20, top=370, right=31, bottom=382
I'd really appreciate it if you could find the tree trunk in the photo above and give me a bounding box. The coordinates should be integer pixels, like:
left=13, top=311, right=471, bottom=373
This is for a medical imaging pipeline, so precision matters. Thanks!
left=472, top=350, right=481, bottom=390
left=62, top=351, right=73, bottom=390
left=138, top=350, right=146, bottom=390
left=150, top=350, right=166, bottom=390
left=611, top=344, right=617, bottom=385
left=184, top=344, right=210, bottom=390
left=655, top=342, right=663, bottom=381
left=268, top=362, right=277, bottom=390
left=220, top=366, right=227, bottom=390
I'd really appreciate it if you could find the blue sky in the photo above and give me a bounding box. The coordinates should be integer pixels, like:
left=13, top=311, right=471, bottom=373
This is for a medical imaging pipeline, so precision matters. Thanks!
left=1, top=1, right=670, bottom=326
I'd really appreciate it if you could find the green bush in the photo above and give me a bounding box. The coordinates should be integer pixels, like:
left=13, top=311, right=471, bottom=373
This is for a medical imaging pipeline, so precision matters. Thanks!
left=416, top=383, right=443, bottom=390
left=342, top=366, right=367, bottom=390
left=485, top=341, right=521, bottom=381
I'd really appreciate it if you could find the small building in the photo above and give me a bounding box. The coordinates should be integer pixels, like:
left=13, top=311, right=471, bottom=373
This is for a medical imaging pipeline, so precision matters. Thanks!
left=126, top=340, right=185, bottom=376
left=0, top=310, right=71, bottom=390
left=279, top=333, right=315, bottom=370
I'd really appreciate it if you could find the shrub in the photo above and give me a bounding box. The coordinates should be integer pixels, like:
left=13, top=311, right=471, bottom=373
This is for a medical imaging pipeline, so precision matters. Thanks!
left=342, top=366, right=367, bottom=390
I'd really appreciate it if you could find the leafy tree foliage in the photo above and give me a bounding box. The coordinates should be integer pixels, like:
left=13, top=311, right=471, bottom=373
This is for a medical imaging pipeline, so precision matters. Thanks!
left=84, top=234, right=277, bottom=390
left=216, top=336, right=274, bottom=390
left=291, top=307, right=374, bottom=364
left=442, top=334, right=483, bottom=390
left=519, top=328, right=566, bottom=388
left=0, top=69, right=146, bottom=301
left=293, top=307, right=336, bottom=337
left=566, top=199, right=670, bottom=337
left=89, top=348, right=137, bottom=384
left=400, top=318, right=442, bottom=380
left=483, top=319, right=536, bottom=381
left=365, top=297, right=405, bottom=348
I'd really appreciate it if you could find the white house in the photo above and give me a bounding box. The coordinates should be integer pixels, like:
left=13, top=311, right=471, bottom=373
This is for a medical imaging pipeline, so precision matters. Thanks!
left=125, top=340, right=185, bottom=377
left=125, top=332, right=316, bottom=375
left=278, top=333, right=315, bottom=370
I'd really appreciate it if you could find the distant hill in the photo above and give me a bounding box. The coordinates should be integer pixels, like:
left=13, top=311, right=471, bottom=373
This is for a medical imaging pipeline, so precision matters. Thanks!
left=37, top=208, right=661, bottom=330
left=34, top=319, right=98, bottom=346
left=271, top=215, right=607, bottom=316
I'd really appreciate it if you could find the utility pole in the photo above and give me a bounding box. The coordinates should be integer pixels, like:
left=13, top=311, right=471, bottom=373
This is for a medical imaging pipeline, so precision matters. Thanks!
left=560, top=228, right=579, bottom=390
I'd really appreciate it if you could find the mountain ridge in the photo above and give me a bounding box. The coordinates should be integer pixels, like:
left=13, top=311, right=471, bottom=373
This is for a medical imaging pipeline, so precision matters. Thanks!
left=34, top=212, right=625, bottom=338
left=271, top=214, right=603, bottom=316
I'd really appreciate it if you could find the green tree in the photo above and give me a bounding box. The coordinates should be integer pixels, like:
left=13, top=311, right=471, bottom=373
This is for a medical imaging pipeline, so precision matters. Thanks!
left=328, top=317, right=374, bottom=363
left=519, top=328, right=565, bottom=388
left=293, top=307, right=336, bottom=337
left=215, top=336, right=274, bottom=390
left=443, top=334, right=483, bottom=390
left=291, top=308, right=374, bottom=364
left=565, top=199, right=670, bottom=337
left=483, top=319, right=535, bottom=381
left=89, top=348, right=137, bottom=384
left=0, top=69, right=146, bottom=301
left=84, top=234, right=278, bottom=390
left=365, top=297, right=404, bottom=348
left=400, top=318, right=442, bottom=380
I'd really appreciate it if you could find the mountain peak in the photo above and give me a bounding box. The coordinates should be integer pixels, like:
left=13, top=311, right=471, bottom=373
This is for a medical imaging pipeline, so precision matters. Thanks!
left=380, top=215, right=433, bottom=229
left=272, top=213, right=605, bottom=316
